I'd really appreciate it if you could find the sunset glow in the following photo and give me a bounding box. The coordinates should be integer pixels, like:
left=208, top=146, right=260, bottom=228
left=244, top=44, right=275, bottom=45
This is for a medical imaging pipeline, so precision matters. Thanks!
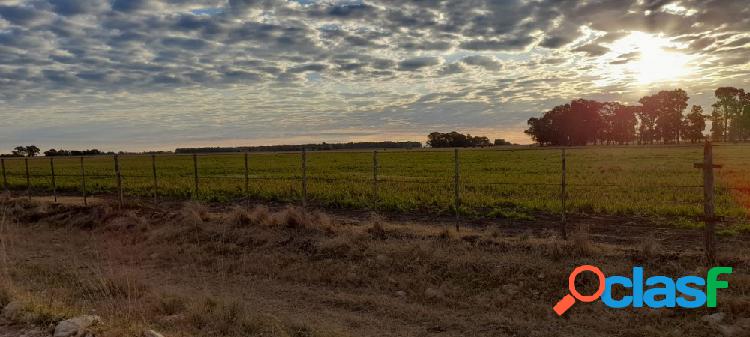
left=601, top=32, right=696, bottom=85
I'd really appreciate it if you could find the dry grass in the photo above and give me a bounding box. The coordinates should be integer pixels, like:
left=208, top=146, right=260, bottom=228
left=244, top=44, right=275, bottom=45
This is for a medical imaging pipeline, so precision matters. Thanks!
left=0, top=198, right=748, bottom=337
left=571, top=224, right=598, bottom=257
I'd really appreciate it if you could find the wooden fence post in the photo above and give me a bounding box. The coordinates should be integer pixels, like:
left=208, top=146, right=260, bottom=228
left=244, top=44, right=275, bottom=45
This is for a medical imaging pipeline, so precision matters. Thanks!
left=372, top=150, right=378, bottom=206
left=302, top=149, right=307, bottom=208
left=1, top=159, right=7, bottom=193
left=80, top=156, right=87, bottom=206
left=114, top=154, right=123, bottom=208
left=50, top=158, right=57, bottom=202
left=454, top=148, right=460, bottom=231
left=24, top=158, right=30, bottom=200
left=151, top=154, right=158, bottom=205
left=244, top=152, right=249, bottom=206
left=702, top=141, right=716, bottom=264
left=561, top=148, right=568, bottom=240
left=192, top=154, right=199, bottom=200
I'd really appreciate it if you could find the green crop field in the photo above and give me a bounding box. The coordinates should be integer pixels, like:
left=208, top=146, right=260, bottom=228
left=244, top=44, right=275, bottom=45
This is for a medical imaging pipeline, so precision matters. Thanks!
left=1, top=144, right=748, bottom=223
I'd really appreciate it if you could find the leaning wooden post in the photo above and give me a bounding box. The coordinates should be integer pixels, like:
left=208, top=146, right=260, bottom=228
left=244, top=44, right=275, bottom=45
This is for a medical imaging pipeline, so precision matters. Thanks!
left=80, top=156, right=87, bottom=206
left=192, top=154, right=199, bottom=200
left=151, top=154, right=158, bottom=205
left=372, top=150, right=379, bottom=207
left=702, top=141, right=716, bottom=264
left=560, top=148, right=568, bottom=240
left=50, top=157, right=57, bottom=202
left=244, top=152, right=249, bottom=206
left=1, top=158, right=7, bottom=193
left=24, top=157, right=30, bottom=200
left=301, top=149, right=307, bottom=208
left=114, top=154, right=123, bottom=208
left=454, top=148, right=460, bottom=231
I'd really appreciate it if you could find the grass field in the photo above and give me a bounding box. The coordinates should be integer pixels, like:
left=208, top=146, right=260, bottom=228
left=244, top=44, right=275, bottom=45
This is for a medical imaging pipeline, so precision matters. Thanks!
left=1, top=144, right=749, bottom=223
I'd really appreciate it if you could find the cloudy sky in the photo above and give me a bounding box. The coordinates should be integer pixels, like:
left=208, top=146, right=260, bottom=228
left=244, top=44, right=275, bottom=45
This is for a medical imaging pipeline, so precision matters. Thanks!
left=0, top=0, right=749, bottom=151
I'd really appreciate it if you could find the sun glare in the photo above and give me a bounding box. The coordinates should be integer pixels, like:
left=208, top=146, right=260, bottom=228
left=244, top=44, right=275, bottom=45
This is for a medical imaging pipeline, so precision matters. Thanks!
left=606, top=32, right=695, bottom=85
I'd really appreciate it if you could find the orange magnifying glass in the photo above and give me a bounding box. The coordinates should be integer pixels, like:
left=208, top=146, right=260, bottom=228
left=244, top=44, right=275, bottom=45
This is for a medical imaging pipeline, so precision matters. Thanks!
left=553, top=265, right=606, bottom=316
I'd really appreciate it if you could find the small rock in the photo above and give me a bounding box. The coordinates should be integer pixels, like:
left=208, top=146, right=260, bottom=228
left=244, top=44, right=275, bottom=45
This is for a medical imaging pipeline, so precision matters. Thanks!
left=54, top=315, right=102, bottom=337
left=2, top=301, right=24, bottom=320
left=143, top=330, right=165, bottom=337
left=395, top=290, right=406, bottom=297
left=702, top=312, right=726, bottom=325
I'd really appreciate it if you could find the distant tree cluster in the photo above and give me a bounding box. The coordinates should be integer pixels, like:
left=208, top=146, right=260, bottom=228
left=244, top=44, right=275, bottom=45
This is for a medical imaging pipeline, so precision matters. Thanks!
left=494, top=139, right=512, bottom=146
left=176, top=141, right=422, bottom=153
left=525, top=87, right=750, bottom=146
left=43, top=148, right=109, bottom=156
left=427, top=132, right=492, bottom=148
left=6, top=145, right=41, bottom=157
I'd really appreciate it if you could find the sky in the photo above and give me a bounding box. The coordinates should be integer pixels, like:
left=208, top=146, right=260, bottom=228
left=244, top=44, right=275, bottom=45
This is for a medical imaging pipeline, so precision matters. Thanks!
left=0, top=0, right=749, bottom=152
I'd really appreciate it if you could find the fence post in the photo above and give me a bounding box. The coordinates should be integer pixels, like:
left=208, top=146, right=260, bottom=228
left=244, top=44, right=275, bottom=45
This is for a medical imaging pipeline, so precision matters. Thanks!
left=1, top=159, right=7, bottom=193
left=80, top=156, right=87, bottom=206
left=560, top=148, right=568, bottom=240
left=50, top=157, right=57, bottom=202
left=24, top=158, right=30, bottom=200
left=152, top=155, right=158, bottom=205
left=301, top=149, right=307, bottom=208
left=114, top=154, right=123, bottom=208
left=244, top=152, right=249, bottom=206
left=372, top=150, right=378, bottom=207
left=702, top=141, right=716, bottom=264
left=192, top=154, right=199, bottom=200
left=454, top=148, right=460, bottom=231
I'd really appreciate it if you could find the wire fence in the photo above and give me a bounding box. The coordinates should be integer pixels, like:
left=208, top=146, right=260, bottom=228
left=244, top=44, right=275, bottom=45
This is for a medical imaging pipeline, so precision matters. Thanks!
left=0, top=145, right=747, bottom=228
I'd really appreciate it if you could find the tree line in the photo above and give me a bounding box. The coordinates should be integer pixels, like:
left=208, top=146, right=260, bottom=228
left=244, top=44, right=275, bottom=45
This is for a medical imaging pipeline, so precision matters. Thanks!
left=525, top=87, right=750, bottom=146
left=1, top=146, right=116, bottom=157
left=426, top=132, right=514, bottom=148
left=176, top=141, right=423, bottom=153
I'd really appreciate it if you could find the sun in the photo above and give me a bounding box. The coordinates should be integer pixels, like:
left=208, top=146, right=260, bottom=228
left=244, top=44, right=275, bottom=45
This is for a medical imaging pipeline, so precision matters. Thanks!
left=631, top=40, right=692, bottom=84
left=608, top=32, right=695, bottom=85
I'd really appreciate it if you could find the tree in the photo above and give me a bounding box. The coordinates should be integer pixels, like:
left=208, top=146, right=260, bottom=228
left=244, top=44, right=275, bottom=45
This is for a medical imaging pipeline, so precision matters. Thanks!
left=637, top=89, right=689, bottom=144
left=524, top=100, right=603, bottom=146
left=427, top=132, right=492, bottom=148
left=568, top=99, right=604, bottom=145
left=11, top=145, right=40, bottom=157
left=714, top=87, right=742, bottom=142
left=637, top=95, right=660, bottom=144
left=738, top=90, right=750, bottom=141
left=26, top=145, right=40, bottom=157
left=710, top=103, right=725, bottom=142
left=12, top=146, right=26, bottom=157
left=599, top=102, right=637, bottom=145
left=682, top=105, right=707, bottom=143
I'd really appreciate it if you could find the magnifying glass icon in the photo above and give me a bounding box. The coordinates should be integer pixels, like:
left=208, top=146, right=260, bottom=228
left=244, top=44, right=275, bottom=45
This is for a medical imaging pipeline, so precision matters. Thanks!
left=553, top=265, right=606, bottom=316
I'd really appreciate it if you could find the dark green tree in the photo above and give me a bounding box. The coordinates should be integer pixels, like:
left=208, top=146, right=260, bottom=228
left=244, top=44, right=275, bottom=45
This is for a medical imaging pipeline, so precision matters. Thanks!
left=682, top=105, right=707, bottom=143
left=714, top=87, right=742, bottom=142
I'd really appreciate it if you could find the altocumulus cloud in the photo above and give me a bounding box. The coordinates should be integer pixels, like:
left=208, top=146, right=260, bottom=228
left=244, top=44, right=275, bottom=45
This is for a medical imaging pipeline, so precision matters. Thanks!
left=0, top=0, right=748, bottom=150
